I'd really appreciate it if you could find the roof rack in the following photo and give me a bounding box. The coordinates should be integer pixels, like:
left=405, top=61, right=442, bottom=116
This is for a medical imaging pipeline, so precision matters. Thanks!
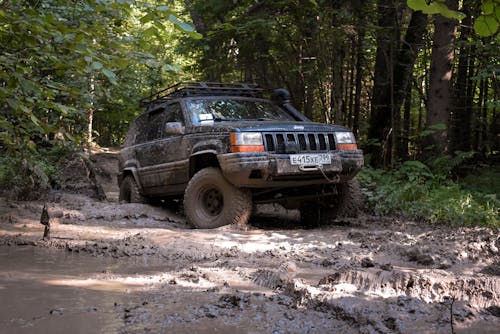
left=140, top=82, right=264, bottom=108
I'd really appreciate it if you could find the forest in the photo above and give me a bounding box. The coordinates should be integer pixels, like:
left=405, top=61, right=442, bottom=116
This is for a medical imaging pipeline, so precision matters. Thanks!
left=0, top=0, right=499, bottom=226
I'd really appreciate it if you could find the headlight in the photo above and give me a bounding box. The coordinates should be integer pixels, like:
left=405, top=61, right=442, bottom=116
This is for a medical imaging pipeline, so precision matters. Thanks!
left=231, top=132, right=264, bottom=152
left=334, top=132, right=356, bottom=144
left=334, top=132, right=357, bottom=150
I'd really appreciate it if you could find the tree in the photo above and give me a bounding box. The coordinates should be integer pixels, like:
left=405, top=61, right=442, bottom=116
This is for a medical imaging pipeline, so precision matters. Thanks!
left=424, top=0, right=458, bottom=157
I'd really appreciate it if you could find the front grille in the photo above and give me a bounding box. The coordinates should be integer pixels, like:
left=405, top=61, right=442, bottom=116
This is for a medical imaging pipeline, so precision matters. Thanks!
left=263, top=132, right=336, bottom=153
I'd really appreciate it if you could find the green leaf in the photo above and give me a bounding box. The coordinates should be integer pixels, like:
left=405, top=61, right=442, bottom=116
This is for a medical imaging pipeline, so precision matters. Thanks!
left=30, top=114, right=41, bottom=127
left=482, top=0, right=495, bottom=15
left=101, top=68, right=117, bottom=85
left=156, top=6, right=171, bottom=13
left=140, top=13, right=154, bottom=24
left=429, top=123, right=447, bottom=131
left=142, top=26, right=157, bottom=39
left=91, top=61, right=103, bottom=70
left=407, top=0, right=465, bottom=20
left=474, top=15, right=500, bottom=37
left=162, top=64, right=181, bottom=72
left=168, top=14, right=203, bottom=39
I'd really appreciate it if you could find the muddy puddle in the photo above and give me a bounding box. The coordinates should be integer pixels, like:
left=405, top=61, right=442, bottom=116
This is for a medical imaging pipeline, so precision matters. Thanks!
left=0, top=246, right=169, bottom=334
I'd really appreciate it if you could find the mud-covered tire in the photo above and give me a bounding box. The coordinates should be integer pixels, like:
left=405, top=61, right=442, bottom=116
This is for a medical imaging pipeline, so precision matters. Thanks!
left=300, top=178, right=362, bottom=225
left=328, top=178, right=363, bottom=218
left=184, top=167, right=252, bottom=229
left=300, top=204, right=323, bottom=227
left=119, top=175, right=146, bottom=203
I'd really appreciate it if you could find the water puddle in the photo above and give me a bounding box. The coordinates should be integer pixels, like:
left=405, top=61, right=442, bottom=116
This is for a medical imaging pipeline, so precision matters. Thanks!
left=0, top=246, right=168, bottom=334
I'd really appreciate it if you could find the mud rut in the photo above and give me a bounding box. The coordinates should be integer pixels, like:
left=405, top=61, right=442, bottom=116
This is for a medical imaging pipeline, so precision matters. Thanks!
left=0, top=149, right=498, bottom=334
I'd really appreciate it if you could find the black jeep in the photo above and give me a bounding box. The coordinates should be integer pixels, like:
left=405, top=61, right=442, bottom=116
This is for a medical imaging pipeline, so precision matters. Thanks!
left=118, top=82, right=363, bottom=228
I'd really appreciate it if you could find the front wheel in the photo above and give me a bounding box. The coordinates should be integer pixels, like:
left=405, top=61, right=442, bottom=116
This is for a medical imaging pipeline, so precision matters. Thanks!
left=184, top=167, right=252, bottom=229
left=300, top=178, right=362, bottom=225
left=328, top=178, right=363, bottom=218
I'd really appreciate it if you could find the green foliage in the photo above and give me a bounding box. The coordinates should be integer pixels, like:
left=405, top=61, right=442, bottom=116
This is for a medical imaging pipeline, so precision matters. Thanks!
left=407, top=0, right=500, bottom=37
left=0, top=0, right=201, bottom=193
left=0, top=144, right=75, bottom=199
left=359, top=158, right=499, bottom=227
left=407, top=0, right=465, bottom=20
left=474, top=0, right=500, bottom=37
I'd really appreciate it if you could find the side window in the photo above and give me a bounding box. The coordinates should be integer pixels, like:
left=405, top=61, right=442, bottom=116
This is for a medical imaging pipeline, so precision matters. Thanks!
left=146, top=109, right=166, bottom=141
left=165, top=103, right=184, bottom=124
left=134, top=114, right=149, bottom=144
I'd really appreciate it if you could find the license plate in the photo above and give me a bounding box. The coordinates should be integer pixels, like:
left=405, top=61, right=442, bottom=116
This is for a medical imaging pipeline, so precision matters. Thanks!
left=290, top=154, right=331, bottom=165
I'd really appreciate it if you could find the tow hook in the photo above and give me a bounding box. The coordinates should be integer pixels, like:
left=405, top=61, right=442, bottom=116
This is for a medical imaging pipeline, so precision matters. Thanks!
left=298, top=164, right=340, bottom=183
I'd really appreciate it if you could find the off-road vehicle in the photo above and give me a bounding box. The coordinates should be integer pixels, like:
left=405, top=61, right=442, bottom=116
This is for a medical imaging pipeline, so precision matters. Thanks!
left=118, top=82, right=363, bottom=228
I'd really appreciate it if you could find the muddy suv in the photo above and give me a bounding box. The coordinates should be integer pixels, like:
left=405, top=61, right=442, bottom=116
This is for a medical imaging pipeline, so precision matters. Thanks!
left=118, top=82, right=363, bottom=228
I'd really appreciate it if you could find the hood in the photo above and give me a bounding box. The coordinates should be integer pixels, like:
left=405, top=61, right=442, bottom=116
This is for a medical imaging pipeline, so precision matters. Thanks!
left=191, top=120, right=351, bottom=133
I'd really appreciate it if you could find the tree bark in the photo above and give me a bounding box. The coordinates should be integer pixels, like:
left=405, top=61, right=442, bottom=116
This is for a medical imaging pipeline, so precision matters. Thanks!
left=353, top=24, right=366, bottom=138
left=449, top=2, right=473, bottom=152
left=424, top=0, right=458, bottom=158
left=401, top=79, right=412, bottom=159
left=367, top=0, right=401, bottom=167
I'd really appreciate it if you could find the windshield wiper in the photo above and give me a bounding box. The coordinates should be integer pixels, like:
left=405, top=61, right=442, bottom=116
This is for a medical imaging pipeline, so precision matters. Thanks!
left=213, top=118, right=240, bottom=122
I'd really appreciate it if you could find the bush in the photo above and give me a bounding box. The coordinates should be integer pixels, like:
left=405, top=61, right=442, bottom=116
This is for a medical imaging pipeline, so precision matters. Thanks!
left=0, top=144, right=75, bottom=200
left=358, top=159, right=499, bottom=227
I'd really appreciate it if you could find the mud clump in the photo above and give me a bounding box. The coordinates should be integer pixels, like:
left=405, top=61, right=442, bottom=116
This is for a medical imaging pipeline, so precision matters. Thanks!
left=65, top=234, right=160, bottom=258
left=405, top=248, right=435, bottom=265
left=485, top=305, right=500, bottom=317
left=481, top=262, right=500, bottom=276
left=318, top=268, right=499, bottom=308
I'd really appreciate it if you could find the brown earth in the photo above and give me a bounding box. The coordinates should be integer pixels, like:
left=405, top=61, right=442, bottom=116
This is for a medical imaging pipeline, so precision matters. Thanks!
left=0, top=149, right=498, bottom=334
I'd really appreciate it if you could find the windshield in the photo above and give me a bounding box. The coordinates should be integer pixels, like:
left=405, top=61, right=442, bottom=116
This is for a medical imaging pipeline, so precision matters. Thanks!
left=186, top=98, right=294, bottom=124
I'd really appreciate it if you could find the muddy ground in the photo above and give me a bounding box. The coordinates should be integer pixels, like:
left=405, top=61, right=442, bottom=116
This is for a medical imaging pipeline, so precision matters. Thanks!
left=0, top=149, right=498, bottom=334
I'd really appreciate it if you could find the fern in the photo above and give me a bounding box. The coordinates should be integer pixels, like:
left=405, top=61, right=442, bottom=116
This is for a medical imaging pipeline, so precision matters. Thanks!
left=358, top=162, right=499, bottom=227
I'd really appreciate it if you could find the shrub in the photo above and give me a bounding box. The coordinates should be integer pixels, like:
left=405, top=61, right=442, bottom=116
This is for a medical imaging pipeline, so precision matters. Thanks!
left=0, top=144, right=75, bottom=200
left=358, top=159, right=499, bottom=227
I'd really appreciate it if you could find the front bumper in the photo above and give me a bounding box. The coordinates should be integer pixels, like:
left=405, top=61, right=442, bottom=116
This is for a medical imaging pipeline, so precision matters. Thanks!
left=218, top=150, right=363, bottom=188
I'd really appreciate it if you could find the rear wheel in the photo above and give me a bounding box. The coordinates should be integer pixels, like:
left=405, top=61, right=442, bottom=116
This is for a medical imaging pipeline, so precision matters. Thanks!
left=300, top=203, right=323, bottom=227
left=184, top=167, right=252, bottom=229
left=119, top=175, right=146, bottom=203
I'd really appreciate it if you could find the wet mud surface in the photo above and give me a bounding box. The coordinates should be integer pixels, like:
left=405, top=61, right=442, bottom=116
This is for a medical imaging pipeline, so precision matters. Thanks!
left=0, top=150, right=498, bottom=333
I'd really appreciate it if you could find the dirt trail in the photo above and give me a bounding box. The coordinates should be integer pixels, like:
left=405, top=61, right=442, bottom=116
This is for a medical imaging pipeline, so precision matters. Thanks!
left=0, top=149, right=498, bottom=333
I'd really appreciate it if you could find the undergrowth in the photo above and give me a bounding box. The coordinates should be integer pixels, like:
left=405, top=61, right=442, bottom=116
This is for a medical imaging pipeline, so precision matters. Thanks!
left=0, top=144, right=76, bottom=200
left=358, top=155, right=499, bottom=227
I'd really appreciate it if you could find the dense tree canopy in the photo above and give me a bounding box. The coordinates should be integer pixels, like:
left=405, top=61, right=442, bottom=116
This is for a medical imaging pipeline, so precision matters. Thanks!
left=0, top=0, right=498, bottom=224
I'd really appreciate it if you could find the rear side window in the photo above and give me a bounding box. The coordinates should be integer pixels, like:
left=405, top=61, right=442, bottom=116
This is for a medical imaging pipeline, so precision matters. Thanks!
left=127, top=113, right=149, bottom=145
left=126, top=102, right=183, bottom=145
left=146, top=110, right=165, bottom=141
left=165, top=103, right=184, bottom=124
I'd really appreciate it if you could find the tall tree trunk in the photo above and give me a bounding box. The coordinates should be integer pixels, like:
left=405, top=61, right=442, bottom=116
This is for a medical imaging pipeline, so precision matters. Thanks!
left=392, top=9, right=428, bottom=160
left=401, top=79, right=412, bottom=159
left=450, top=3, right=473, bottom=152
left=424, top=0, right=458, bottom=158
left=473, top=78, right=485, bottom=151
left=353, top=24, right=366, bottom=138
left=491, top=79, right=500, bottom=152
left=346, top=37, right=356, bottom=128
left=331, top=44, right=345, bottom=124
left=480, top=78, right=489, bottom=153
left=367, top=0, right=401, bottom=167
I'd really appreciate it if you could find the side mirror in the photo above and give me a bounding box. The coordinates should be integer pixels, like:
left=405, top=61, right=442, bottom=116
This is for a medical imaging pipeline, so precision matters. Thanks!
left=164, top=122, right=185, bottom=135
